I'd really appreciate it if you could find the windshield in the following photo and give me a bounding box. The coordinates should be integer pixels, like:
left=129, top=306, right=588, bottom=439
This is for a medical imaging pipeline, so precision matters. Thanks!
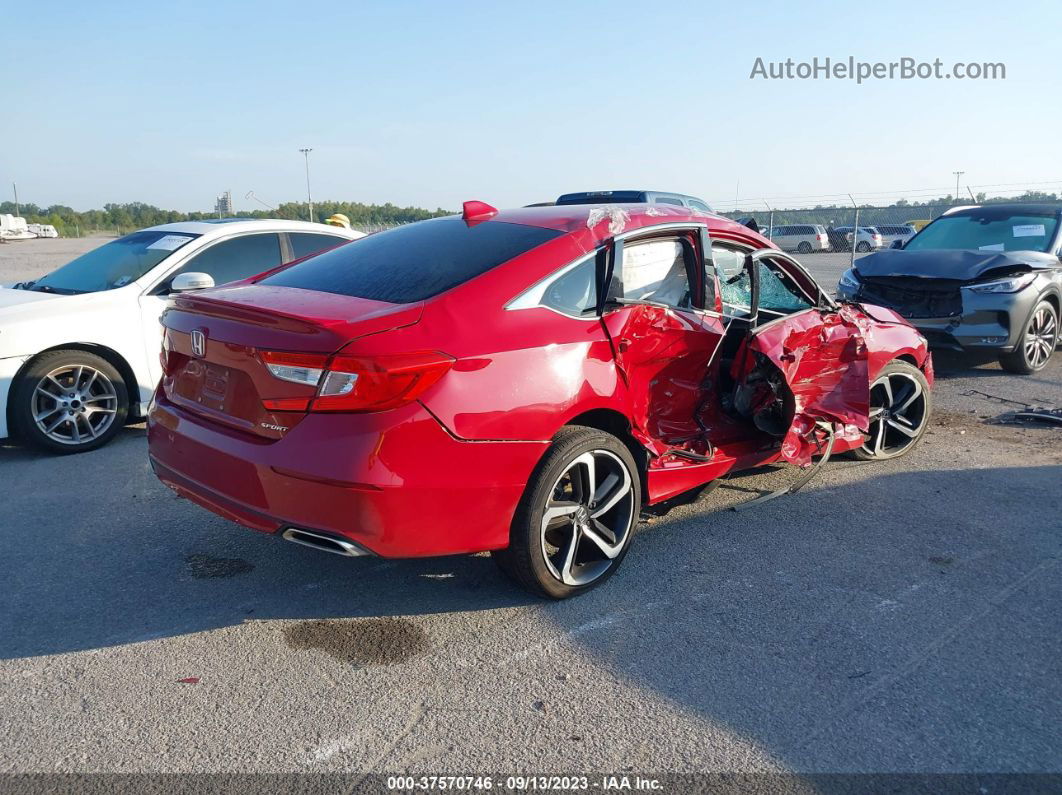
left=905, top=212, right=1059, bottom=253
left=31, top=230, right=200, bottom=294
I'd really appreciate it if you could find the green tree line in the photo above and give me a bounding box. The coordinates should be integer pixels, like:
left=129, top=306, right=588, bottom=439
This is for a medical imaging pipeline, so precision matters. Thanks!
left=0, top=200, right=452, bottom=237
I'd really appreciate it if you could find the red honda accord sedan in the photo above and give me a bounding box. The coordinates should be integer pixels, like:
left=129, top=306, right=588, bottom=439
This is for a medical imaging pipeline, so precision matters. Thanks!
left=148, top=202, right=933, bottom=598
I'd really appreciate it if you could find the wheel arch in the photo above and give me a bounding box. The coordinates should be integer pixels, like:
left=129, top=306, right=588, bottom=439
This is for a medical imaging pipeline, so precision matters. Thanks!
left=562, top=408, right=649, bottom=498
left=1038, top=289, right=1060, bottom=317
left=12, top=343, right=141, bottom=417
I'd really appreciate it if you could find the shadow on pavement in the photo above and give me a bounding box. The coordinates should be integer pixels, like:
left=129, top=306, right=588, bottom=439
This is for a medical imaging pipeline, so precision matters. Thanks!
left=1, top=422, right=1059, bottom=770
left=0, top=430, right=533, bottom=660
left=544, top=461, right=1061, bottom=771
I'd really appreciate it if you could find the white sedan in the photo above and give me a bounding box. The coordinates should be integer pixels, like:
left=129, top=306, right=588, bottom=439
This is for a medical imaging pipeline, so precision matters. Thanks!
left=0, top=219, right=363, bottom=453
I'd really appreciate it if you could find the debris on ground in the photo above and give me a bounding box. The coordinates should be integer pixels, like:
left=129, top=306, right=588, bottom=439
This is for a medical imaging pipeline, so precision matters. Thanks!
left=960, top=390, right=1062, bottom=428
left=995, top=407, right=1062, bottom=426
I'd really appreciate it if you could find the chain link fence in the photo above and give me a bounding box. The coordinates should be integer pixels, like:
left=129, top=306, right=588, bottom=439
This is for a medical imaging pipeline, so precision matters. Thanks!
left=721, top=203, right=953, bottom=262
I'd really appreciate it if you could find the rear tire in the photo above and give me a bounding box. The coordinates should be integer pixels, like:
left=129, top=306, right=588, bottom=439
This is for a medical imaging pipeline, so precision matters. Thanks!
left=856, top=241, right=871, bottom=253
left=11, top=350, right=129, bottom=454
left=852, top=360, right=931, bottom=461
left=999, top=300, right=1058, bottom=375
left=797, top=241, right=812, bottom=254
left=493, top=426, right=641, bottom=599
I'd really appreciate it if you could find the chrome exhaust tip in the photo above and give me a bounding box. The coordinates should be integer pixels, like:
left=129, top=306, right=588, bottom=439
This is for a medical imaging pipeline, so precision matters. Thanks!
left=281, top=528, right=371, bottom=557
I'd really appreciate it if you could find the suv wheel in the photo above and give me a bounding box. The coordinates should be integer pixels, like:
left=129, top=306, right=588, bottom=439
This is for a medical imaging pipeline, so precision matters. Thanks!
left=493, top=426, right=640, bottom=599
left=852, top=360, right=931, bottom=461
left=999, top=300, right=1058, bottom=374
left=11, top=350, right=129, bottom=454
left=855, top=241, right=871, bottom=253
left=797, top=241, right=812, bottom=254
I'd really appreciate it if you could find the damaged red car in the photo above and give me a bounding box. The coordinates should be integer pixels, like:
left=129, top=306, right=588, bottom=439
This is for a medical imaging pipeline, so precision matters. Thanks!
left=147, top=202, right=933, bottom=598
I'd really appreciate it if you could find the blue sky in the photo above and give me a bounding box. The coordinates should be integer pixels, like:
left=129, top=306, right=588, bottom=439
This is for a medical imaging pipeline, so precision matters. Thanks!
left=2, top=0, right=1058, bottom=212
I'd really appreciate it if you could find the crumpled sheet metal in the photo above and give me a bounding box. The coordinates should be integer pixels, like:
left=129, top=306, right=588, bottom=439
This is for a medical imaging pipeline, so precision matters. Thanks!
left=746, top=305, right=872, bottom=467
left=603, top=304, right=720, bottom=459
left=586, top=205, right=631, bottom=236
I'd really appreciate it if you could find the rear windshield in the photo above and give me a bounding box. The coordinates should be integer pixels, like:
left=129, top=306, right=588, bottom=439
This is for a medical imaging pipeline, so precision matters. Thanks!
left=260, top=217, right=563, bottom=303
left=905, top=211, right=1060, bottom=253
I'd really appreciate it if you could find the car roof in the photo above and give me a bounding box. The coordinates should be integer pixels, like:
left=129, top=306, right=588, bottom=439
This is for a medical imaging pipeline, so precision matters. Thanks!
left=141, top=219, right=364, bottom=238
left=482, top=203, right=758, bottom=241
left=556, top=190, right=707, bottom=203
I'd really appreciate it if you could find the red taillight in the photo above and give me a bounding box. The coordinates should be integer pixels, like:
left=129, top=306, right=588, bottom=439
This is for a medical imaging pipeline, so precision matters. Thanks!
left=260, top=350, right=454, bottom=413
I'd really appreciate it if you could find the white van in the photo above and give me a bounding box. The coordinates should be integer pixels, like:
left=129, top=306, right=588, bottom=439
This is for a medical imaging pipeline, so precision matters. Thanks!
left=767, top=224, right=830, bottom=253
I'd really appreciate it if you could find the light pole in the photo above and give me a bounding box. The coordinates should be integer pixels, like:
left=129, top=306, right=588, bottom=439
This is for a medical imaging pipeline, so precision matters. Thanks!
left=12, top=182, right=19, bottom=217
left=952, top=171, right=964, bottom=204
left=299, top=148, right=314, bottom=222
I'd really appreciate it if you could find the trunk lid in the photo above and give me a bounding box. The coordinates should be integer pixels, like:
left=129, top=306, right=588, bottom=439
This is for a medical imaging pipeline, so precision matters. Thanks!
left=159, top=284, right=423, bottom=438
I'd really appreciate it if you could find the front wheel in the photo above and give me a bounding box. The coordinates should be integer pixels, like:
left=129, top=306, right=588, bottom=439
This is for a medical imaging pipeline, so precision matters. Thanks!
left=999, top=300, right=1058, bottom=374
left=852, top=360, right=931, bottom=461
left=493, top=426, right=640, bottom=599
left=10, top=350, right=129, bottom=454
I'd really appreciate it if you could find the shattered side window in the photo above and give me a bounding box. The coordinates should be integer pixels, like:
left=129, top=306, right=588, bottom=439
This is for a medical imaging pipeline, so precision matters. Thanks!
left=756, top=259, right=815, bottom=315
left=713, top=245, right=752, bottom=317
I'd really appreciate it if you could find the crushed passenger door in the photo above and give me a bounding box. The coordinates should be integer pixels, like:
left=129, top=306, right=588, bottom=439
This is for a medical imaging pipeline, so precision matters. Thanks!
left=737, top=250, right=871, bottom=466
left=597, top=231, right=724, bottom=457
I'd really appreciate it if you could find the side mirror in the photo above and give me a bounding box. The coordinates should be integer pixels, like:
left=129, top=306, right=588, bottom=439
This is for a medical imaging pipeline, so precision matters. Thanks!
left=170, top=272, right=215, bottom=292
left=890, top=239, right=904, bottom=249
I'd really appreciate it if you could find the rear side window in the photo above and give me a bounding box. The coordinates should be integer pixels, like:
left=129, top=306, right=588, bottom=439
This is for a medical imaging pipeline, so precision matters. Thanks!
left=655, top=197, right=684, bottom=206
left=288, top=232, right=348, bottom=261
left=172, top=233, right=283, bottom=287
left=262, top=217, right=563, bottom=303
left=541, top=256, right=596, bottom=315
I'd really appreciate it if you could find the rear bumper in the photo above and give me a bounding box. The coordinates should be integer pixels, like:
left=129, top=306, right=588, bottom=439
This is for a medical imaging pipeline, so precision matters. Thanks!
left=147, top=394, right=548, bottom=557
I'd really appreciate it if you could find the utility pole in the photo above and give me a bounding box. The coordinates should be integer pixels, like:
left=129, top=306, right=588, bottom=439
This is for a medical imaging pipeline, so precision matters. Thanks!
left=12, top=182, right=19, bottom=217
left=952, top=171, right=964, bottom=204
left=299, top=148, right=314, bottom=222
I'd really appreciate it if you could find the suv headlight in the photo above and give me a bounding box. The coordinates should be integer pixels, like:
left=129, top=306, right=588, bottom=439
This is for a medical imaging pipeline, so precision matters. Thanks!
left=966, top=273, right=1036, bottom=294
left=838, top=269, right=861, bottom=290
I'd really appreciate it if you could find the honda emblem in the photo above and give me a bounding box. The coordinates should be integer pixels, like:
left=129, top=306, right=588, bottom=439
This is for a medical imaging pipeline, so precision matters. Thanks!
left=190, top=329, right=206, bottom=358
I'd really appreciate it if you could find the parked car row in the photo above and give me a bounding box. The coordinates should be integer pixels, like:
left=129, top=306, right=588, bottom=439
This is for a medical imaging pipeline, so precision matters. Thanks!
left=765, top=223, right=916, bottom=253
left=0, top=200, right=932, bottom=599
